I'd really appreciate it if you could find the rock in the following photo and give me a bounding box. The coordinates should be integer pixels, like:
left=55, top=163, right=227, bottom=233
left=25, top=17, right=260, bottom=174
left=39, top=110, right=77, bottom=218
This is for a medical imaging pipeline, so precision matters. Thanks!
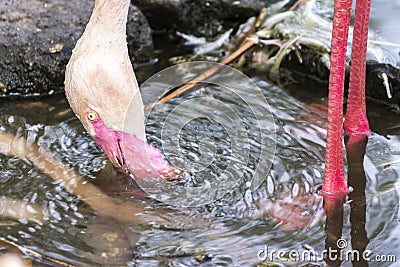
left=365, top=62, right=400, bottom=108
left=134, top=0, right=282, bottom=37
left=270, top=46, right=400, bottom=111
left=0, top=0, right=153, bottom=96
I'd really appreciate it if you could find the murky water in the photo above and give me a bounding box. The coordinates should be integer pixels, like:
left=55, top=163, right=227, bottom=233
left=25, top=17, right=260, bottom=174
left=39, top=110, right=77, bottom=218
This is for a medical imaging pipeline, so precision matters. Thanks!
left=1, top=1, right=400, bottom=266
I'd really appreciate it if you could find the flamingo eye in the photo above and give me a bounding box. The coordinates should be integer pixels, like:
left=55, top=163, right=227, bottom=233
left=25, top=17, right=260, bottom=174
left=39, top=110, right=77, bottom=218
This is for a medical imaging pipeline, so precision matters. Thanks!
left=87, top=111, right=97, bottom=122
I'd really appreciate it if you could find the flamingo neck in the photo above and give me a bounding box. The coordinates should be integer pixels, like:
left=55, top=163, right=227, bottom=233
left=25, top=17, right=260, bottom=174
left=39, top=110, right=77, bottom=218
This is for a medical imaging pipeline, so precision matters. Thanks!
left=67, top=0, right=147, bottom=141
left=82, top=0, right=131, bottom=49
left=92, top=0, right=130, bottom=26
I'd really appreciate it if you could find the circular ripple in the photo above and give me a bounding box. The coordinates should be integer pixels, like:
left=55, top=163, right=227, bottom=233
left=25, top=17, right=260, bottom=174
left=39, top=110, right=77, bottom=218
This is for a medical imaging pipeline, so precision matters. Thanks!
left=124, top=61, right=276, bottom=207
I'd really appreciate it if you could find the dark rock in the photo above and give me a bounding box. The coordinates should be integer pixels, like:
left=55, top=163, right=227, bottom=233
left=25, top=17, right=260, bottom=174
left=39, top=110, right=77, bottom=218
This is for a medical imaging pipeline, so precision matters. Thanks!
left=134, top=0, right=284, bottom=37
left=275, top=46, right=400, bottom=109
left=365, top=62, right=400, bottom=108
left=0, top=0, right=153, bottom=96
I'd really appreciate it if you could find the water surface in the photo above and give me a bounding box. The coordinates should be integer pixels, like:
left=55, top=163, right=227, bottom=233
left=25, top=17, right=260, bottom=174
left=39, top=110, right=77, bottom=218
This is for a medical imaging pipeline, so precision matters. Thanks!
left=0, top=1, right=400, bottom=266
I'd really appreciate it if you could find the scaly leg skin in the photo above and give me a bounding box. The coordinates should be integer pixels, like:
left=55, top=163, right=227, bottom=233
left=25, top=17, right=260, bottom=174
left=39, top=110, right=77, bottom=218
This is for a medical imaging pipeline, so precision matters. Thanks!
left=344, top=0, right=372, bottom=142
left=322, top=0, right=352, bottom=198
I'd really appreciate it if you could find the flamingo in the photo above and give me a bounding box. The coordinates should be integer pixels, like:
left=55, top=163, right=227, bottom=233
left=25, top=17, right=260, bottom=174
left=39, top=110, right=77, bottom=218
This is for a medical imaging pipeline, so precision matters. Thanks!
left=64, top=0, right=371, bottom=198
left=322, top=0, right=371, bottom=198
left=64, top=0, right=181, bottom=180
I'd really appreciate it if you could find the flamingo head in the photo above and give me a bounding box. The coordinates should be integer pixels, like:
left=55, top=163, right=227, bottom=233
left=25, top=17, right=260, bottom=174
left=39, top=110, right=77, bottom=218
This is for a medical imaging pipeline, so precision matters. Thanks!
left=81, top=109, right=180, bottom=180
left=64, top=0, right=181, bottom=180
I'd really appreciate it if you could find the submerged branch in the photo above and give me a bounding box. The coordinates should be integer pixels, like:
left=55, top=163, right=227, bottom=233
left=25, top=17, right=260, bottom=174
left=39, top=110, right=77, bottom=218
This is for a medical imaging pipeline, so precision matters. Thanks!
left=0, top=131, right=146, bottom=223
left=0, top=197, right=44, bottom=224
left=0, top=238, right=75, bottom=267
left=0, top=130, right=215, bottom=230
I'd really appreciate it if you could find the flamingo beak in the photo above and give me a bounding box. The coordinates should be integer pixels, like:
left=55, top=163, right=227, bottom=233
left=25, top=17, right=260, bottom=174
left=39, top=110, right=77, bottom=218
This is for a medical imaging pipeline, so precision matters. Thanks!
left=85, top=110, right=180, bottom=180
left=94, top=130, right=127, bottom=171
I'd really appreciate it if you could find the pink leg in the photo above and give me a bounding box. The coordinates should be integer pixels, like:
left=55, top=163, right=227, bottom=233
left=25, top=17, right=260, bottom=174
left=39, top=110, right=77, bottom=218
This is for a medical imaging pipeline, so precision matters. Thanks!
left=322, top=0, right=352, bottom=197
left=344, top=0, right=371, bottom=139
